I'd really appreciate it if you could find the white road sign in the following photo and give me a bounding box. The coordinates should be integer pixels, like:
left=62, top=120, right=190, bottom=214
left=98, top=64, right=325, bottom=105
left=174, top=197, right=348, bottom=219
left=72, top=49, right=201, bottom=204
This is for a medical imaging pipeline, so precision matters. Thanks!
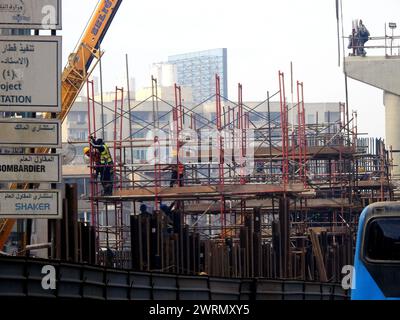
left=0, top=36, right=61, bottom=112
left=0, top=118, right=61, bottom=147
left=0, top=190, right=62, bottom=219
left=0, top=153, right=61, bottom=182
left=0, top=0, right=61, bottom=29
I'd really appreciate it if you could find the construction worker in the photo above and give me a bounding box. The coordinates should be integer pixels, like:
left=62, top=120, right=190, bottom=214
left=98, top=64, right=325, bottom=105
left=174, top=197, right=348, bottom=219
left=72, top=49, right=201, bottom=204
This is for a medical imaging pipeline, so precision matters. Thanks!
left=160, top=203, right=177, bottom=234
left=83, top=146, right=102, bottom=181
left=139, top=203, right=152, bottom=218
left=169, top=161, right=185, bottom=187
left=89, top=136, right=114, bottom=196
left=357, top=19, right=370, bottom=56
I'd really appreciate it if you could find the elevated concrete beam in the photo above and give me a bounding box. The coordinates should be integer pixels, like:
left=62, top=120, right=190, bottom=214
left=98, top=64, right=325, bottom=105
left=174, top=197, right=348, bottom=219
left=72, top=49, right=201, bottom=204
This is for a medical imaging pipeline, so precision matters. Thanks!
left=344, top=56, right=400, bottom=95
left=345, top=56, right=400, bottom=177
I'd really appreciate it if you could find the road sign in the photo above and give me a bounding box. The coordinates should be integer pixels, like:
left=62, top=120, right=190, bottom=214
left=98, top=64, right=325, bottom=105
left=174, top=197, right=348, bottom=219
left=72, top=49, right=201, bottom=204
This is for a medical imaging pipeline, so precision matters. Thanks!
left=0, top=118, right=61, bottom=148
left=0, top=36, right=61, bottom=112
left=0, top=0, right=61, bottom=30
left=0, top=153, right=61, bottom=183
left=0, top=190, right=62, bottom=219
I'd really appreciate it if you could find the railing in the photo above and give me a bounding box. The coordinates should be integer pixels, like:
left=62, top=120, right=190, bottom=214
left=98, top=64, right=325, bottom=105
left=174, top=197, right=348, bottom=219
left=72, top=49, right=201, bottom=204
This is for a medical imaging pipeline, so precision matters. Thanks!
left=0, top=256, right=349, bottom=300
left=346, top=34, right=400, bottom=57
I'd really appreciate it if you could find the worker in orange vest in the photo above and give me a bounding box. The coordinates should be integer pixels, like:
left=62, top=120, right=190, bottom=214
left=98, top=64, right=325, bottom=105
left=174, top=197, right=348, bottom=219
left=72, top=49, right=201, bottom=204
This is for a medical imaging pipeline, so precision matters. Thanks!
left=169, top=161, right=185, bottom=187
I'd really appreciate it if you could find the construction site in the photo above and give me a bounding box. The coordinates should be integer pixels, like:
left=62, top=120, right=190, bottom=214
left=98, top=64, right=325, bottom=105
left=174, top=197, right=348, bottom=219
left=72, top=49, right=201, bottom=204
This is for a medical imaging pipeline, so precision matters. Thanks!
left=76, top=70, right=392, bottom=282
left=0, top=0, right=399, bottom=302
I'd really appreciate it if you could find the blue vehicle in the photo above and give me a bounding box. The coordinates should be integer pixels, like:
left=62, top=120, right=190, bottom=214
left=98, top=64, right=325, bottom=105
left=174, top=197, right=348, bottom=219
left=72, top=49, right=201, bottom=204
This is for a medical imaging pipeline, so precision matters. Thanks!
left=352, top=202, right=400, bottom=300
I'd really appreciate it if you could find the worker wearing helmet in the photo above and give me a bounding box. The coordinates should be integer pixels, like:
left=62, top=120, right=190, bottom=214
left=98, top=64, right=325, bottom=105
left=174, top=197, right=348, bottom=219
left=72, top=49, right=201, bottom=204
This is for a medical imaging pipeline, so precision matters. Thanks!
left=83, top=146, right=102, bottom=182
left=89, top=136, right=114, bottom=196
left=83, top=146, right=90, bottom=156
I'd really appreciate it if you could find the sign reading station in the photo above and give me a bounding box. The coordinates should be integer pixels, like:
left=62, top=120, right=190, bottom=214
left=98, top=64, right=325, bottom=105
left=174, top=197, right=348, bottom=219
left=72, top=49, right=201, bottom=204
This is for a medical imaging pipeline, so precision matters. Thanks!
left=0, top=118, right=61, bottom=148
left=0, top=153, right=61, bottom=183
left=0, top=36, right=61, bottom=112
left=0, top=190, right=62, bottom=219
left=0, top=0, right=61, bottom=29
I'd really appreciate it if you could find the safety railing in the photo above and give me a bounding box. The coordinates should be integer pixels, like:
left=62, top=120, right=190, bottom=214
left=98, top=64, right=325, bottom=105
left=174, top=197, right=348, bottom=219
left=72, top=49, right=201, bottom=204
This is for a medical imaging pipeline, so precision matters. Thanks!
left=0, top=256, right=349, bottom=300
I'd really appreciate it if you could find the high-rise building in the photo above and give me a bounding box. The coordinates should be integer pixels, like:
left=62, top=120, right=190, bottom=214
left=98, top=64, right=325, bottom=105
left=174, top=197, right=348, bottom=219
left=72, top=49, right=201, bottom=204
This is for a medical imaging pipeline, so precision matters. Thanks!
left=168, top=48, right=228, bottom=103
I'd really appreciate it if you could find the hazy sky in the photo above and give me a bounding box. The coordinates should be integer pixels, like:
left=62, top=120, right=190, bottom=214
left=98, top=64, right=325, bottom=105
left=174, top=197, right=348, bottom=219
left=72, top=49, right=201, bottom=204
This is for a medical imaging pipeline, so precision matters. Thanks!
left=60, top=0, right=400, bottom=139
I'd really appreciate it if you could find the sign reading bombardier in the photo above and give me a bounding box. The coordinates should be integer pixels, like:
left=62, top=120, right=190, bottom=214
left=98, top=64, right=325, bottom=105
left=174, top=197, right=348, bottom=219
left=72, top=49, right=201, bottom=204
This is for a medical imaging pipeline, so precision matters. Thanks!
left=0, top=190, right=62, bottom=219
left=0, top=0, right=61, bottom=29
left=0, top=153, right=61, bottom=183
left=0, top=36, right=61, bottom=112
left=0, top=118, right=61, bottom=147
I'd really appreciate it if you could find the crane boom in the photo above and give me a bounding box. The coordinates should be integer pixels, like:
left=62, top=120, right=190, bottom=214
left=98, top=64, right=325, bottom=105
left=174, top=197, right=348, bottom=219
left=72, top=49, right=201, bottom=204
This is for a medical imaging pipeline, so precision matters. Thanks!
left=0, top=0, right=123, bottom=250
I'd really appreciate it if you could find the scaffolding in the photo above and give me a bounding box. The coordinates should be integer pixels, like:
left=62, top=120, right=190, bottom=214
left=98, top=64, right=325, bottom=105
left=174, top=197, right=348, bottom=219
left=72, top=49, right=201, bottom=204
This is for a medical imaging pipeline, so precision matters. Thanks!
left=83, top=71, right=394, bottom=280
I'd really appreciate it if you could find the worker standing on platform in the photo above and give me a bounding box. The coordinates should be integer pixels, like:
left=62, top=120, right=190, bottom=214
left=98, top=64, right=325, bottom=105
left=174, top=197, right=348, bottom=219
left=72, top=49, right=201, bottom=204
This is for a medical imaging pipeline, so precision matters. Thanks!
left=357, top=19, right=370, bottom=56
left=169, top=161, right=185, bottom=187
left=89, top=136, right=114, bottom=196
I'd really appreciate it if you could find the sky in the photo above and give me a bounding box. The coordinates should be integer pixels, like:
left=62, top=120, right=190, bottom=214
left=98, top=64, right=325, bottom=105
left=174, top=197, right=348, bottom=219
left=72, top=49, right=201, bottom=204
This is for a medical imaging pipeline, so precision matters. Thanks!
left=60, top=0, right=400, bottom=139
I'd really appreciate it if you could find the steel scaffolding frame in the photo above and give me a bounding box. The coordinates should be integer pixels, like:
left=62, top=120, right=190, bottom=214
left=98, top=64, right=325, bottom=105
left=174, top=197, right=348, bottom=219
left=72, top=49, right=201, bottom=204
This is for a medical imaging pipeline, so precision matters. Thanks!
left=83, top=72, right=394, bottom=278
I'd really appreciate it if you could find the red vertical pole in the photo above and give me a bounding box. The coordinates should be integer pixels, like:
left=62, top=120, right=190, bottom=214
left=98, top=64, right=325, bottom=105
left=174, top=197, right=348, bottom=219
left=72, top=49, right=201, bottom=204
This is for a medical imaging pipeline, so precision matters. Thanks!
left=90, top=80, right=96, bottom=138
left=87, top=80, right=95, bottom=226
left=178, top=87, right=183, bottom=133
left=238, top=83, right=246, bottom=185
left=114, top=86, right=118, bottom=184
left=279, top=71, right=289, bottom=186
left=301, top=83, right=307, bottom=182
left=119, top=88, right=124, bottom=191
left=154, top=136, right=161, bottom=211
left=216, top=74, right=225, bottom=237
left=112, top=87, right=124, bottom=193
left=174, top=84, right=183, bottom=183
left=291, top=132, right=295, bottom=178
left=296, top=81, right=303, bottom=183
left=174, top=83, right=179, bottom=162
left=244, top=112, right=249, bottom=182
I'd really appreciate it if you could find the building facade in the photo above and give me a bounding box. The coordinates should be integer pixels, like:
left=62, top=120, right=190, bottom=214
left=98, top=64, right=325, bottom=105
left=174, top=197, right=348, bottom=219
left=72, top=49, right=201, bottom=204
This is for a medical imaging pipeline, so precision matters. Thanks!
left=168, top=48, right=228, bottom=104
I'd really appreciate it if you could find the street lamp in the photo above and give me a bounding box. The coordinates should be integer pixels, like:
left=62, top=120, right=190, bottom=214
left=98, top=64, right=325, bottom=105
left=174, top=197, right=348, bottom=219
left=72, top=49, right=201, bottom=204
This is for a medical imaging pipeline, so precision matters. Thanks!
left=389, top=22, right=397, bottom=55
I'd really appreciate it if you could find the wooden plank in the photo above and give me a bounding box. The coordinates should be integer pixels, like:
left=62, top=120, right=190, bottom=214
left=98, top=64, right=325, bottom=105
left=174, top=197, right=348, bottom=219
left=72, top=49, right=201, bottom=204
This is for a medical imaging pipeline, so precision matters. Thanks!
left=109, top=184, right=305, bottom=201
left=309, top=229, right=328, bottom=282
left=167, top=197, right=357, bottom=213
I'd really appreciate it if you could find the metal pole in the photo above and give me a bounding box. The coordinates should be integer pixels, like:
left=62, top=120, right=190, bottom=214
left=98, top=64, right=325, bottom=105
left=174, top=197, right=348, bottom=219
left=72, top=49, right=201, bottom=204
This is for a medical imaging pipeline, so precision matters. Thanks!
left=99, top=44, right=105, bottom=139
left=267, top=91, right=273, bottom=179
left=125, top=54, right=135, bottom=171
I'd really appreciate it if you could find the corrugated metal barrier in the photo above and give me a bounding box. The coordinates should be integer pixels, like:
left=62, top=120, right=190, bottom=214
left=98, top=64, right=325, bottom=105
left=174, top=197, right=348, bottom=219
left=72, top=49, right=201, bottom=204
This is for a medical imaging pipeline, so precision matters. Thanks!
left=0, top=257, right=349, bottom=300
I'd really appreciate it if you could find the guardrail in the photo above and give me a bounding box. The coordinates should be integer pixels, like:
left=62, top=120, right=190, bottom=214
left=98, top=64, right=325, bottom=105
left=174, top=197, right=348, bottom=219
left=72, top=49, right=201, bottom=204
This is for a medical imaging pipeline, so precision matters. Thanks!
left=0, top=256, right=349, bottom=300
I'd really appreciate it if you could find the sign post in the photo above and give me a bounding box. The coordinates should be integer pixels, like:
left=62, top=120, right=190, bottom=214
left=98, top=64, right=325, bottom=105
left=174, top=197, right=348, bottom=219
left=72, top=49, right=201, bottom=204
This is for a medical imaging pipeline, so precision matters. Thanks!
left=0, top=153, right=61, bottom=183
left=0, top=36, right=61, bottom=112
left=0, top=118, right=61, bottom=147
left=0, top=190, right=62, bottom=219
left=0, top=0, right=62, bottom=30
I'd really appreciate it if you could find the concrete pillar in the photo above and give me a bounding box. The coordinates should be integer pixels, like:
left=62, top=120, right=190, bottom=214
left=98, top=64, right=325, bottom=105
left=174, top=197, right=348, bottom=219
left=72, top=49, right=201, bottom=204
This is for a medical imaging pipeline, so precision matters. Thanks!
left=345, top=56, right=400, bottom=178
left=384, top=91, right=400, bottom=177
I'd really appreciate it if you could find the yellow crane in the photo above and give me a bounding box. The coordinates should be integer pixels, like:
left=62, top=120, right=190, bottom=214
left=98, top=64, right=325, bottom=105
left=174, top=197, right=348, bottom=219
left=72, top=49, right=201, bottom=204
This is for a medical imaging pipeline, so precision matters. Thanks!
left=0, top=0, right=123, bottom=250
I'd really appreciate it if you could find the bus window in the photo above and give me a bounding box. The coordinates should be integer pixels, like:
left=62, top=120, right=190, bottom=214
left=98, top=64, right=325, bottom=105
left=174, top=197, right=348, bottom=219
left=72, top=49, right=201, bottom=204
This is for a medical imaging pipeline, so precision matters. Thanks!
left=365, top=218, right=400, bottom=261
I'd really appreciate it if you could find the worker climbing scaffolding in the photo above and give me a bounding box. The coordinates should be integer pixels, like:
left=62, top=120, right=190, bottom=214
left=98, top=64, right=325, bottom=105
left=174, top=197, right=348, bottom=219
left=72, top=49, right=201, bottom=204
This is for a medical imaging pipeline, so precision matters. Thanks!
left=89, top=136, right=114, bottom=196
